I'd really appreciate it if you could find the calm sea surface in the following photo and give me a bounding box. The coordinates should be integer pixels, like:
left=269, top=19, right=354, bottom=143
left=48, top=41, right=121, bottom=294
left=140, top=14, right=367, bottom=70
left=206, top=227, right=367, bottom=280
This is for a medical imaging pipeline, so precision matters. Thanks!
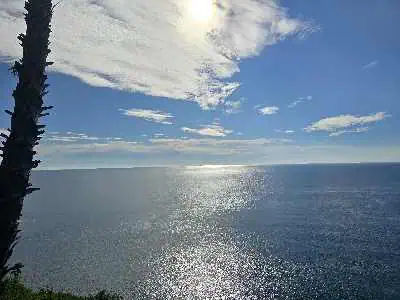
left=12, top=164, right=400, bottom=299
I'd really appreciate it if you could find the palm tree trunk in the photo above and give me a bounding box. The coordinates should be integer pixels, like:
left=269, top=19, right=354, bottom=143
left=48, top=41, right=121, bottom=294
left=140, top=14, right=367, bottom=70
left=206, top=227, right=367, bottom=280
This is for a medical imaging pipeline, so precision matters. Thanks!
left=0, top=0, right=53, bottom=283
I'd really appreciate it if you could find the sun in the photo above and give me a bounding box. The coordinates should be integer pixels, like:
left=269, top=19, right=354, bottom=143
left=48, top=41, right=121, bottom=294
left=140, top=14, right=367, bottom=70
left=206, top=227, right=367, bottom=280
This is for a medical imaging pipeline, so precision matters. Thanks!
left=188, top=0, right=214, bottom=23
left=178, top=0, right=217, bottom=38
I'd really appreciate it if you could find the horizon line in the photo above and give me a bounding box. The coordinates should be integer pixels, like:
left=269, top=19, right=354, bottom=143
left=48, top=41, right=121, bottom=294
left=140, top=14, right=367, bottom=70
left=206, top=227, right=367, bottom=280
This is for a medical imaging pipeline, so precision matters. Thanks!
left=35, top=161, right=400, bottom=171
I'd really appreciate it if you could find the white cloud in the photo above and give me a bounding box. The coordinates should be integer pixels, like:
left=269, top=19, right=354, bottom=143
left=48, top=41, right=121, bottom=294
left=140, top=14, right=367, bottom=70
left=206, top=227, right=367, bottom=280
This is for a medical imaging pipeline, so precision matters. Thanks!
left=119, top=108, right=174, bottom=124
left=105, top=137, right=123, bottom=141
left=27, top=132, right=400, bottom=168
left=39, top=140, right=141, bottom=155
left=0, top=0, right=313, bottom=109
left=288, top=95, right=312, bottom=108
left=39, top=136, right=400, bottom=166
left=329, top=127, right=369, bottom=137
left=38, top=136, right=292, bottom=157
left=305, top=112, right=389, bottom=135
left=37, top=142, right=400, bottom=169
left=258, top=106, right=279, bottom=115
left=182, top=123, right=233, bottom=137
left=276, top=129, right=295, bottom=134
left=224, top=98, right=245, bottom=114
left=362, top=60, right=378, bottom=70
left=148, top=137, right=291, bottom=154
left=1, top=130, right=117, bottom=163
left=43, top=131, right=123, bottom=143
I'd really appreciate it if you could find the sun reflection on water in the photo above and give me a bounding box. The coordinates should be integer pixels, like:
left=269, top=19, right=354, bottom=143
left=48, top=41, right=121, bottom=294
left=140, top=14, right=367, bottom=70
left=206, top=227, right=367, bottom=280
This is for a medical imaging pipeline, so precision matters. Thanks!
left=177, top=165, right=262, bottom=214
left=136, top=166, right=309, bottom=299
left=145, top=233, right=310, bottom=299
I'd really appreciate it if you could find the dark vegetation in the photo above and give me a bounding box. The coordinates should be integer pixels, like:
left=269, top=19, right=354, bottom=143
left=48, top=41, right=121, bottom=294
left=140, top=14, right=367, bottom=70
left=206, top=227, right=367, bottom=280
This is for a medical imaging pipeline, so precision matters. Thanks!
left=0, top=0, right=120, bottom=298
left=2, top=276, right=121, bottom=300
left=0, top=0, right=53, bottom=283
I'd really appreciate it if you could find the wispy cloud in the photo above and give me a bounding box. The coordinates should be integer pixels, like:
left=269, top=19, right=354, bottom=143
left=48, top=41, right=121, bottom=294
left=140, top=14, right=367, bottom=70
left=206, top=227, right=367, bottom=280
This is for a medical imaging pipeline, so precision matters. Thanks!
left=148, top=138, right=291, bottom=155
left=37, top=142, right=400, bottom=169
left=362, top=60, right=378, bottom=70
left=0, top=0, right=314, bottom=109
left=39, top=136, right=292, bottom=157
left=181, top=123, right=233, bottom=137
left=119, top=108, right=174, bottom=125
left=27, top=131, right=399, bottom=168
left=275, top=129, right=295, bottom=134
left=224, top=98, right=245, bottom=114
left=257, top=106, right=279, bottom=115
left=39, top=140, right=141, bottom=156
left=305, top=112, right=389, bottom=135
left=43, top=131, right=122, bottom=143
left=329, top=127, right=369, bottom=137
left=1, top=131, right=124, bottom=164
left=288, top=96, right=312, bottom=108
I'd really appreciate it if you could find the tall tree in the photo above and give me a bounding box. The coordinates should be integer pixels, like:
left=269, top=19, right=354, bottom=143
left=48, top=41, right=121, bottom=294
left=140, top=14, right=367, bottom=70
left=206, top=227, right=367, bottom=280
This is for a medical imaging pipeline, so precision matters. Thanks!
left=0, top=0, right=53, bottom=284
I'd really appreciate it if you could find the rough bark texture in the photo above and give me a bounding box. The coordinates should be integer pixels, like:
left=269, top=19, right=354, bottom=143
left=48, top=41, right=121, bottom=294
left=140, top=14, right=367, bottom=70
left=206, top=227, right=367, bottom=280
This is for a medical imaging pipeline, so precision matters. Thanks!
left=0, top=0, right=53, bottom=284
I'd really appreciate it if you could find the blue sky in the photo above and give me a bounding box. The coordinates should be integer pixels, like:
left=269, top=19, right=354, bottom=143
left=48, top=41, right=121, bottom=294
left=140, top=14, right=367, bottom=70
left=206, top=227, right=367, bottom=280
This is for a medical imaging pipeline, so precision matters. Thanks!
left=0, top=0, right=399, bottom=169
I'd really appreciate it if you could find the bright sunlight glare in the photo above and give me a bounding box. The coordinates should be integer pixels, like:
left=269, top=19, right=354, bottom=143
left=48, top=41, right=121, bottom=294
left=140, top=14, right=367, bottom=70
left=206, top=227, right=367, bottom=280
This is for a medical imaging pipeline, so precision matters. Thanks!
left=188, top=0, right=214, bottom=23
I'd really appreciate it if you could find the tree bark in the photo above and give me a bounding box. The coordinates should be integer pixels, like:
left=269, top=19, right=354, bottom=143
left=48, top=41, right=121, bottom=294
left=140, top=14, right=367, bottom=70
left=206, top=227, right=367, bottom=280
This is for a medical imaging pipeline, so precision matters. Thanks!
left=0, top=0, right=53, bottom=283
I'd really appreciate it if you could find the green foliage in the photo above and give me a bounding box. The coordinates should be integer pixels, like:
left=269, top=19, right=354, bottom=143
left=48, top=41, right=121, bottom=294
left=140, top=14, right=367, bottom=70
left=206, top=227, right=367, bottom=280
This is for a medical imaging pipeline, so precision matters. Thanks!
left=1, top=277, right=121, bottom=300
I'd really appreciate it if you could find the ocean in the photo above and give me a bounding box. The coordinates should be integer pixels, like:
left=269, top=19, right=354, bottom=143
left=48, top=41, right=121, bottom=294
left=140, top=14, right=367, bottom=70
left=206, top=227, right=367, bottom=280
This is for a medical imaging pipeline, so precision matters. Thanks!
left=12, top=164, right=400, bottom=299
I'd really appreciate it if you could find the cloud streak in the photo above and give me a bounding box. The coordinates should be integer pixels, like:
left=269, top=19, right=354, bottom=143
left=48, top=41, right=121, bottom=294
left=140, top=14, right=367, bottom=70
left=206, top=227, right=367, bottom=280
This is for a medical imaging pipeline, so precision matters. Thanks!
left=38, top=135, right=292, bottom=157
left=119, top=108, right=174, bottom=124
left=305, top=112, right=389, bottom=135
left=0, top=0, right=313, bottom=109
left=362, top=60, right=378, bottom=70
left=24, top=131, right=400, bottom=169
left=288, top=96, right=312, bottom=108
left=258, top=106, right=279, bottom=115
left=329, top=127, right=369, bottom=137
left=224, top=98, right=244, bottom=114
left=276, top=129, right=295, bottom=134
left=181, top=123, right=233, bottom=137
left=38, top=136, right=400, bottom=167
left=43, top=131, right=122, bottom=142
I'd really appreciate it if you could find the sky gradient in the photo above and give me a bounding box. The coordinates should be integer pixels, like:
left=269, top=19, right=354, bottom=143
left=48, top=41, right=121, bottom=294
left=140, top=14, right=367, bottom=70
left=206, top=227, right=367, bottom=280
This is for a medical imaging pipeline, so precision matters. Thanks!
left=1, top=0, right=399, bottom=169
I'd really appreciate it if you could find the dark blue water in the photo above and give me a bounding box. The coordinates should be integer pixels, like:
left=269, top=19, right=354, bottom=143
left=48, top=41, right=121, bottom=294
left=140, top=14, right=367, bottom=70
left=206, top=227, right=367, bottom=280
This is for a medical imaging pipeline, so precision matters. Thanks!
left=13, top=164, right=400, bottom=299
